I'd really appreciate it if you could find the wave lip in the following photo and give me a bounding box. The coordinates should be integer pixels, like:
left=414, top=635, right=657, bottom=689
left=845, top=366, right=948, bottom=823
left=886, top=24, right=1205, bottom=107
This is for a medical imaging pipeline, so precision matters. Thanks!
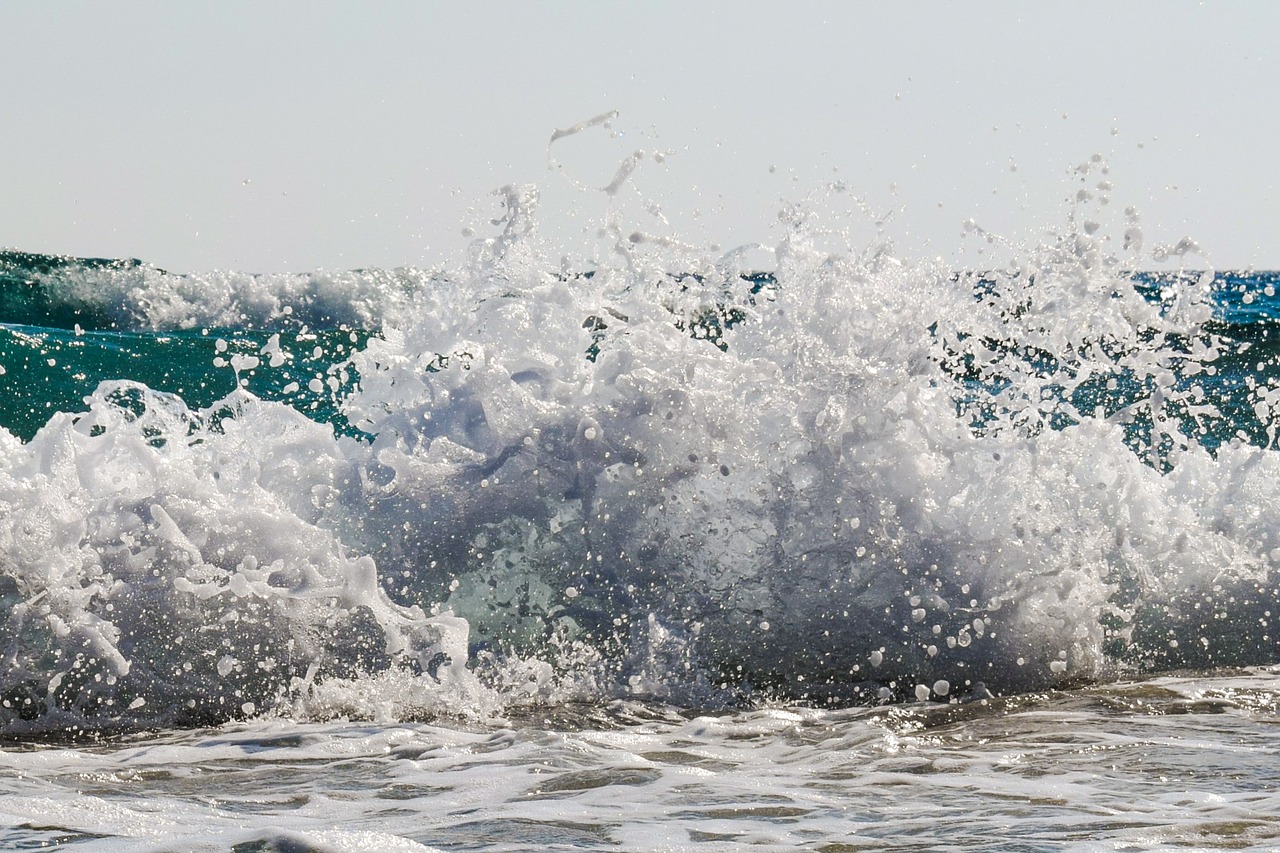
left=0, top=249, right=436, bottom=332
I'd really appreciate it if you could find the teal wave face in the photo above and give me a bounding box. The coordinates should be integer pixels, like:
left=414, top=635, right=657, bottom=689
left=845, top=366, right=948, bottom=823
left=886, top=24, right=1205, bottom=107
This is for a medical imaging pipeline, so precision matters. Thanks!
left=0, top=250, right=411, bottom=440
left=0, top=323, right=371, bottom=441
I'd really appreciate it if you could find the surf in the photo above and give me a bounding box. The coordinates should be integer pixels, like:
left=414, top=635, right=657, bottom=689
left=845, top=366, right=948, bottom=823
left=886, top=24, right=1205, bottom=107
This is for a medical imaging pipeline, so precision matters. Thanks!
left=2, top=151, right=1279, bottom=737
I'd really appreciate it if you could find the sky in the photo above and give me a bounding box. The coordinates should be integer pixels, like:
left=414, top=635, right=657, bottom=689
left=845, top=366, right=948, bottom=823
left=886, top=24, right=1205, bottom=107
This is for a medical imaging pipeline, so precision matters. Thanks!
left=0, top=1, right=1276, bottom=273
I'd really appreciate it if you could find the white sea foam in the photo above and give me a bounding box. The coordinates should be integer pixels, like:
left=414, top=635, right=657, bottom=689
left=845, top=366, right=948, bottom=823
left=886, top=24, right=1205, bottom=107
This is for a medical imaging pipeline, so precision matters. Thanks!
left=2, top=158, right=1279, bottom=734
left=0, top=385, right=477, bottom=732
left=5, top=672, right=1280, bottom=851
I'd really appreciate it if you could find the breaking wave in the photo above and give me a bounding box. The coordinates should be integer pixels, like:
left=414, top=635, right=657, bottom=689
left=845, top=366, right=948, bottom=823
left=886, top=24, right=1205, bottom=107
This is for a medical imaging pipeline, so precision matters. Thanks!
left=3, top=160, right=1280, bottom=735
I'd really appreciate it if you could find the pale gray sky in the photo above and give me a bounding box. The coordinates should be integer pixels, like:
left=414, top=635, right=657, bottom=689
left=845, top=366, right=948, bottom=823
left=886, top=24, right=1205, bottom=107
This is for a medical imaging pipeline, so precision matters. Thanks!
left=1, top=1, right=1275, bottom=272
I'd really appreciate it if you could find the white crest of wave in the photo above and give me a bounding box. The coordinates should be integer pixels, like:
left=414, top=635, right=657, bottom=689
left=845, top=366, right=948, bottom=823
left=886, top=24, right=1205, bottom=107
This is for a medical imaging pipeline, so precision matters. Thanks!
left=3, top=167, right=1279, bottom=733
left=28, top=262, right=435, bottom=331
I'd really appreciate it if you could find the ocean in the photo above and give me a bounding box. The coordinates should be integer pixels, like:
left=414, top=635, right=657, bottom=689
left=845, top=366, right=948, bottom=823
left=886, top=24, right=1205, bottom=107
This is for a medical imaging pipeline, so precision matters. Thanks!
left=3, top=186, right=1280, bottom=850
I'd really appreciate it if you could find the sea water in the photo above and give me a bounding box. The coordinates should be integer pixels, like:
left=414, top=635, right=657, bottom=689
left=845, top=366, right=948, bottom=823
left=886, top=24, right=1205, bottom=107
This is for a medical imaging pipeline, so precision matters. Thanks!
left=3, top=156, right=1280, bottom=849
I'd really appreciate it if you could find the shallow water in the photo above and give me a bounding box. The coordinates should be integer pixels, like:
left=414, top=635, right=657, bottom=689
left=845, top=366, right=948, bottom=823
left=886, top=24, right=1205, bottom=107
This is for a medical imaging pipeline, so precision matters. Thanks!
left=3, top=669, right=1280, bottom=852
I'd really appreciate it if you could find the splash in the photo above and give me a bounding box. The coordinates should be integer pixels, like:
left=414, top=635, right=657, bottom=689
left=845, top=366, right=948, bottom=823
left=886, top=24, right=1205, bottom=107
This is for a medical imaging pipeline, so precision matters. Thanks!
left=2, top=144, right=1280, bottom=735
